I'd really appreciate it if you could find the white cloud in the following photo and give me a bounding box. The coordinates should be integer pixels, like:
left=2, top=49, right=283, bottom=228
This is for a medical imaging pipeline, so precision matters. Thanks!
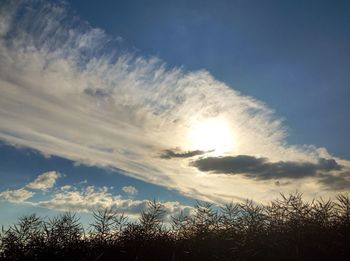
left=0, top=172, right=192, bottom=219
left=0, top=1, right=349, bottom=204
left=34, top=185, right=192, bottom=220
left=0, top=188, right=34, bottom=203
left=60, top=185, right=72, bottom=191
left=26, top=171, right=61, bottom=191
left=122, top=185, right=138, bottom=195
left=0, top=171, right=59, bottom=203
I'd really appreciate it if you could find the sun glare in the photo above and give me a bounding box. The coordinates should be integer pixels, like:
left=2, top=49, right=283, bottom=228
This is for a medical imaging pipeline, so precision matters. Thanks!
left=187, top=118, right=234, bottom=155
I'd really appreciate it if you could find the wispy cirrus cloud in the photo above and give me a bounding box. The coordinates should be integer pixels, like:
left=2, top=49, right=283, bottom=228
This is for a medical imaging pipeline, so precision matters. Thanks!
left=0, top=0, right=349, bottom=203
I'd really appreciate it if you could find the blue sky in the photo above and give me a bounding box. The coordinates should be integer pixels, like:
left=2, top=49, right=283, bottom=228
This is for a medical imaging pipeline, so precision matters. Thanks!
left=0, top=0, right=350, bottom=227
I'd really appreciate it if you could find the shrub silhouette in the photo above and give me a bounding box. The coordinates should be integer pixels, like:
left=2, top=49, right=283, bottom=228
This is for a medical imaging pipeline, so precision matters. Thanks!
left=1, top=193, right=350, bottom=260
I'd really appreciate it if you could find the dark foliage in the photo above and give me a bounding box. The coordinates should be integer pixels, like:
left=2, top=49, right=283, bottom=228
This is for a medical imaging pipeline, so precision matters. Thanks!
left=1, top=194, right=350, bottom=260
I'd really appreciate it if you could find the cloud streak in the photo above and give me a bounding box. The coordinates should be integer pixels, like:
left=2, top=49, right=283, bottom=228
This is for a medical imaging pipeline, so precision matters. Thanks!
left=192, top=155, right=342, bottom=179
left=0, top=0, right=349, bottom=203
left=160, top=149, right=208, bottom=159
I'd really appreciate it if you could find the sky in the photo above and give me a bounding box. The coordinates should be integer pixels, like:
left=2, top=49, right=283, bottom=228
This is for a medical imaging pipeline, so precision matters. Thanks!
left=0, top=0, right=350, bottom=227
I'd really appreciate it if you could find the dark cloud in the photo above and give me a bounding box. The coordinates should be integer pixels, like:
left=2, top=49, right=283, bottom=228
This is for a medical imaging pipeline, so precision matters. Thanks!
left=84, top=87, right=111, bottom=98
left=318, top=172, right=350, bottom=190
left=160, top=149, right=207, bottom=159
left=274, top=180, right=292, bottom=187
left=191, top=155, right=342, bottom=180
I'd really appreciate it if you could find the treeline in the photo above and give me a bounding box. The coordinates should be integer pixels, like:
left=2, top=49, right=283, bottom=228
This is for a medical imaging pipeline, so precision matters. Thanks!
left=1, top=193, right=350, bottom=260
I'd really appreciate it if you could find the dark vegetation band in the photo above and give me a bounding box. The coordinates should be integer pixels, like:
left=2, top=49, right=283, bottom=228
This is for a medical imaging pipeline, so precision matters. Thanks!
left=1, top=193, right=350, bottom=261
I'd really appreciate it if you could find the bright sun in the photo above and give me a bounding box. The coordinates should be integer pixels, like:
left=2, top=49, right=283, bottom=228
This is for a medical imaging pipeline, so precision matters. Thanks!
left=187, top=118, right=234, bottom=155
